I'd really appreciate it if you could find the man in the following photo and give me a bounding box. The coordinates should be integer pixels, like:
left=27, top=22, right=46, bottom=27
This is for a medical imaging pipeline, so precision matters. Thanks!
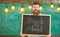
left=20, top=2, right=51, bottom=37
left=32, top=2, right=40, bottom=16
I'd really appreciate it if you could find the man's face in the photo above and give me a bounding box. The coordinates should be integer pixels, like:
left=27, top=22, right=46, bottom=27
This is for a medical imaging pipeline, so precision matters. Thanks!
left=33, top=5, right=40, bottom=12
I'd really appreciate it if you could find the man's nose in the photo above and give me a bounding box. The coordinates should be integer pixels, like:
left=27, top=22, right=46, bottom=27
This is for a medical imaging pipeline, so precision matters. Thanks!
left=35, top=8, right=38, bottom=9
left=35, top=7, right=40, bottom=10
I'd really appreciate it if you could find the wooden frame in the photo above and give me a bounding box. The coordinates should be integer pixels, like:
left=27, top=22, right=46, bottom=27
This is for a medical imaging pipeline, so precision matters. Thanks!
left=21, top=14, right=51, bottom=36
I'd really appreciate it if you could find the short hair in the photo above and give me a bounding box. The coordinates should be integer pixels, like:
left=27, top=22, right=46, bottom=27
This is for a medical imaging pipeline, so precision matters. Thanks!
left=33, top=2, right=40, bottom=5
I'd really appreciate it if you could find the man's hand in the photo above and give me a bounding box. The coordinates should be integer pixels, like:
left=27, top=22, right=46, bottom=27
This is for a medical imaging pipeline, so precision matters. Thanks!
left=47, top=34, right=51, bottom=37
left=20, top=33, right=27, bottom=37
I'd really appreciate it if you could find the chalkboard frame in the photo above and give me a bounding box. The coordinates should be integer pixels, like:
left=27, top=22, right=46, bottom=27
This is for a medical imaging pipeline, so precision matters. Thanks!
left=21, top=14, right=51, bottom=36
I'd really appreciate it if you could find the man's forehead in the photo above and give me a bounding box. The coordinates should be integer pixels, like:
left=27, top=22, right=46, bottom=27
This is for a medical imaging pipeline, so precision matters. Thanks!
left=33, top=5, right=40, bottom=7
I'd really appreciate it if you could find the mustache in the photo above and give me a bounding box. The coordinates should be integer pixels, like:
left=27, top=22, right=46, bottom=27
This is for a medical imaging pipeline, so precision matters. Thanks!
left=33, top=10, right=39, bottom=12
left=34, top=10, right=39, bottom=11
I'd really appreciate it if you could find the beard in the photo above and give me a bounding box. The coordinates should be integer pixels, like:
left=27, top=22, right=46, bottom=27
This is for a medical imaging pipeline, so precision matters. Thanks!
left=33, top=10, right=40, bottom=16
left=34, top=10, right=39, bottom=13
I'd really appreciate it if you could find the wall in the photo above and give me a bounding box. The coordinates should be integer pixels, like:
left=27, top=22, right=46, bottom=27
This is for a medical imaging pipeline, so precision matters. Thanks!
left=0, top=3, right=60, bottom=35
